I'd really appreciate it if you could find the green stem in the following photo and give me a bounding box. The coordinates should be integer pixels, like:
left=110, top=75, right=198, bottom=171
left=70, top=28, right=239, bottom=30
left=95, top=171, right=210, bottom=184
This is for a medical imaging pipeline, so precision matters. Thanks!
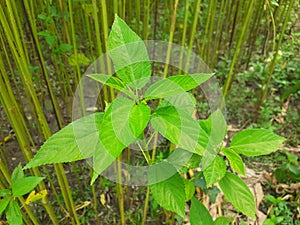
left=184, top=0, right=201, bottom=72
left=1, top=2, right=80, bottom=223
left=211, top=0, right=226, bottom=68
left=178, top=0, right=190, bottom=73
left=258, top=0, right=295, bottom=110
left=116, top=155, right=126, bottom=225
left=205, top=0, right=217, bottom=65
left=143, top=0, right=150, bottom=40
left=91, top=172, right=101, bottom=224
left=22, top=0, right=64, bottom=129
left=135, top=0, right=140, bottom=35
left=113, top=0, right=118, bottom=14
left=141, top=186, right=151, bottom=225
left=68, top=0, right=85, bottom=116
left=222, top=0, right=255, bottom=100
left=163, top=0, right=179, bottom=78
left=0, top=7, right=59, bottom=223
left=137, top=142, right=151, bottom=164
left=101, top=0, right=115, bottom=100
left=93, top=0, right=108, bottom=103
left=141, top=131, right=159, bottom=225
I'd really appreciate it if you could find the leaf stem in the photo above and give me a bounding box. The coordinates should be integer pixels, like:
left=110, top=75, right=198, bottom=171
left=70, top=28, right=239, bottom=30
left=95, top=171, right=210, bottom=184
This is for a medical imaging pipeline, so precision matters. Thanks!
left=137, top=142, right=151, bottom=164
left=141, top=186, right=151, bottom=225
left=116, top=155, right=126, bottom=225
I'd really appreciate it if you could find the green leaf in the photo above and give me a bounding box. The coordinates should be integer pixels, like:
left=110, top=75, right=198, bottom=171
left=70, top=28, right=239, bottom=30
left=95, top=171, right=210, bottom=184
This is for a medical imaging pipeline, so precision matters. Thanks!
left=93, top=99, right=150, bottom=176
left=213, top=217, right=232, bottom=225
left=184, top=179, right=195, bottom=201
left=144, top=73, right=213, bottom=100
left=69, top=53, right=90, bottom=66
left=190, top=197, right=213, bottom=225
left=281, top=80, right=300, bottom=102
left=87, top=74, right=136, bottom=99
left=219, top=172, right=256, bottom=218
left=151, top=106, right=204, bottom=155
left=108, top=15, right=151, bottom=89
left=38, top=13, right=47, bottom=20
left=285, top=151, right=298, bottom=165
left=0, top=189, right=11, bottom=197
left=0, top=196, right=10, bottom=217
left=263, top=219, right=276, bottom=225
left=46, top=35, right=56, bottom=47
left=230, top=129, right=285, bottom=156
left=129, top=103, right=151, bottom=138
left=265, top=195, right=281, bottom=205
left=90, top=170, right=100, bottom=185
left=24, top=113, right=104, bottom=169
left=92, top=140, right=116, bottom=180
left=12, top=176, right=44, bottom=197
left=163, top=92, right=196, bottom=116
left=88, top=74, right=125, bottom=89
left=82, top=4, right=96, bottom=15
left=166, top=148, right=201, bottom=172
left=149, top=165, right=186, bottom=218
left=58, top=43, right=73, bottom=52
left=37, top=30, right=50, bottom=36
left=105, top=98, right=145, bottom=147
left=203, top=156, right=226, bottom=186
left=199, top=109, right=227, bottom=170
left=206, top=186, right=220, bottom=203
left=222, top=148, right=245, bottom=176
left=199, top=109, right=226, bottom=147
left=201, top=150, right=217, bottom=171
left=11, top=164, right=24, bottom=184
left=93, top=99, right=133, bottom=176
left=6, top=201, right=22, bottom=225
left=194, top=172, right=206, bottom=189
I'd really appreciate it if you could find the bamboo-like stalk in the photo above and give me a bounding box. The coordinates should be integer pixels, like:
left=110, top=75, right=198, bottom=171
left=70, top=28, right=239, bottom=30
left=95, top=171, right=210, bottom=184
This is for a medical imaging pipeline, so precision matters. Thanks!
left=113, top=0, right=118, bottom=14
left=58, top=0, right=74, bottom=106
left=211, top=0, right=226, bottom=68
left=218, top=0, right=233, bottom=56
left=0, top=74, right=57, bottom=225
left=222, top=0, right=255, bottom=99
left=10, top=0, right=30, bottom=66
left=229, top=0, right=240, bottom=49
left=233, top=0, right=254, bottom=71
left=101, top=0, right=115, bottom=100
left=68, top=0, right=85, bottom=119
left=258, top=0, right=295, bottom=111
left=163, top=0, right=179, bottom=78
left=92, top=0, right=108, bottom=104
left=205, top=0, right=217, bottom=65
left=0, top=1, right=297, bottom=224
left=91, top=174, right=101, bottom=224
left=1, top=2, right=80, bottom=223
left=21, top=0, right=64, bottom=129
left=200, top=0, right=212, bottom=59
left=178, top=0, right=190, bottom=72
left=0, top=63, right=59, bottom=225
left=143, top=0, right=150, bottom=40
left=0, top=29, right=22, bottom=106
left=135, top=0, right=140, bottom=35
left=116, top=155, right=126, bottom=225
left=184, top=0, right=201, bottom=72
left=266, top=0, right=277, bottom=52
left=141, top=186, right=151, bottom=225
left=245, top=0, right=265, bottom=69
left=122, top=0, right=126, bottom=19
left=141, top=131, right=159, bottom=225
